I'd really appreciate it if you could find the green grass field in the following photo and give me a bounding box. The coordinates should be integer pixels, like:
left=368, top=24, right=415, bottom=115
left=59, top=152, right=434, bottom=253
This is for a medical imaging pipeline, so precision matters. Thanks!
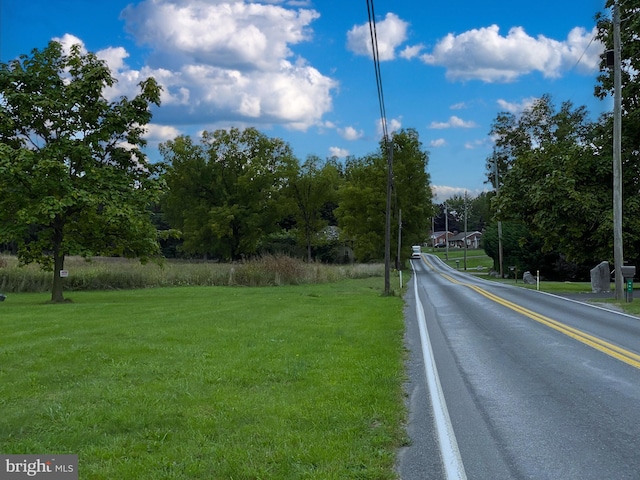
left=0, top=278, right=407, bottom=479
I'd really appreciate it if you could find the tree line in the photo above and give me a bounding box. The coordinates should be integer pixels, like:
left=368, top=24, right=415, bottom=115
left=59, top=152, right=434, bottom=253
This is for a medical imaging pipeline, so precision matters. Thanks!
left=481, top=0, right=640, bottom=280
left=0, top=41, right=433, bottom=302
left=157, top=126, right=433, bottom=264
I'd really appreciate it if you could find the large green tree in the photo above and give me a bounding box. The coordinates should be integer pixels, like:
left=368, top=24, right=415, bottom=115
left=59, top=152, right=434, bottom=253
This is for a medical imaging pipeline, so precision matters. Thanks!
left=287, top=155, right=342, bottom=262
left=489, top=95, right=614, bottom=270
left=595, top=0, right=640, bottom=267
left=337, top=128, right=433, bottom=263
left=160, top=128, right=298, bottom=260
left=0, top=41, right=163, bottom=302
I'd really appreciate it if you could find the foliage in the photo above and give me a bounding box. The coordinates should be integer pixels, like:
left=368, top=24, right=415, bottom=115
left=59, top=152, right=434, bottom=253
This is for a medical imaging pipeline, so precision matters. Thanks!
left=160, top=128, right=298, bottom=260
left=287, top=155, right=343, bottom=261
left=488, top=95, right=616, bottom=271
left=0, top=41, right=163, bottom=302
left=337, top=128, right=433, bottom=263
left=594, top=0, right=640, bottom=268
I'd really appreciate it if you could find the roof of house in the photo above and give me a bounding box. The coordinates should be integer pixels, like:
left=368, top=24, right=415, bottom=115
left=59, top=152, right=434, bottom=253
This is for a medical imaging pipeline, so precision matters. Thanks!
left=449, top=231, right=483, bottom=241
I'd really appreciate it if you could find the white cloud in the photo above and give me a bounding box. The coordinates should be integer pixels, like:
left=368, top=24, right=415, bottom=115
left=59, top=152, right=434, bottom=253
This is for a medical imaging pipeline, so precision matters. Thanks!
left=432, top=185, right=488, bottom=202
left=497, top=97, right=538, bottom=114
left=376, top=117, right=402, bottom=137
left=429, top=116, right=477, bottom=129
left=464, top=139, right=489, bottom=150
left=144, top=124, right=182, bottom=142
left=52, top=33, right=86, bottom=56
left=70, top=0, right=339, bottom=131
left=347, top=12, right=409, bottom=61
left=400, top=44, right=424, bottom=60
left=429, top=138, right=447, bottom=148
left=420, top=25, right=602, bottom=83
left=450, top=102, right=467, bottom=110
left=338, top=126, right=364, bottom=141
left=329, top=146, right=349, bottom=158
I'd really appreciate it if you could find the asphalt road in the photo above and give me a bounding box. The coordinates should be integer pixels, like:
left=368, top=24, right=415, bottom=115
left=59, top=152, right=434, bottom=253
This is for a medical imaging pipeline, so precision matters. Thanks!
left=397, top=254, right=640, bottom=480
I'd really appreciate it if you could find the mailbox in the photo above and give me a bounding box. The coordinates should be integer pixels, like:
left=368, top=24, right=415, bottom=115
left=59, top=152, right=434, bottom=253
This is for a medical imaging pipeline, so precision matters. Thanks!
left=620, top=266, right=636, bottom=279
left=620, top=266, right=636, bottom=303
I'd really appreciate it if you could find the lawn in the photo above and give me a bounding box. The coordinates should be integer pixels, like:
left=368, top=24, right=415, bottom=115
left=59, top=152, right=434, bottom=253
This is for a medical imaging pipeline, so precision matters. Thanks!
left=0, top=278, right=406, bottom=479
left=424, top=248, right=494, bottom=271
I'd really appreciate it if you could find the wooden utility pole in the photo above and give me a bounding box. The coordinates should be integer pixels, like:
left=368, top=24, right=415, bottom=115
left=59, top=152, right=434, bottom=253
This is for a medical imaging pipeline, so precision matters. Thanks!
left=613, top=1, right=624, bottom=300
left=384, top=136, right=393, bottom=295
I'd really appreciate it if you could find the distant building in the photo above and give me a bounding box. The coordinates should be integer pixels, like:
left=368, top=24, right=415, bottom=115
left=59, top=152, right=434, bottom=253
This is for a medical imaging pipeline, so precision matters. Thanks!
left=449, top=231, right=483, bottom=249
left=430, top=231, right=452, bottom=247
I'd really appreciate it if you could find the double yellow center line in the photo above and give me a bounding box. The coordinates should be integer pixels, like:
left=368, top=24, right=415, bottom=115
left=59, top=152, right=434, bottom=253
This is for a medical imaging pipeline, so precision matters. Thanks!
left=431, top=261, right=640, bottom=370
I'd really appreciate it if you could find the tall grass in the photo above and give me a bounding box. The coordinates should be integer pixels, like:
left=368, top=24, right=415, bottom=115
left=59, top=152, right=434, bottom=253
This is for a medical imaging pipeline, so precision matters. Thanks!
left=0, top=255, right=385, bottom=293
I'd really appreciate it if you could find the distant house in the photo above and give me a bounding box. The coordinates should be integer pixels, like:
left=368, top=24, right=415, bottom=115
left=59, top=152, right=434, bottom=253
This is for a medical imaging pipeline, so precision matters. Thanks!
left=430, top=231, right=453, bottom=247
left=449, top=231, right=483, bottom=249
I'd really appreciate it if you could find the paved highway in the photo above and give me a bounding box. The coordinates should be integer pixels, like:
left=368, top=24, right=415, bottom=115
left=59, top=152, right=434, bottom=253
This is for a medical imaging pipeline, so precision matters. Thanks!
left=398, top=254, right=640, bottom=480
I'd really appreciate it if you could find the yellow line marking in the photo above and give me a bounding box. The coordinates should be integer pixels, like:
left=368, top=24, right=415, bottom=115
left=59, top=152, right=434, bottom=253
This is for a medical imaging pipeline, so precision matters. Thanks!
left=421, top=256, right=640, bottom=369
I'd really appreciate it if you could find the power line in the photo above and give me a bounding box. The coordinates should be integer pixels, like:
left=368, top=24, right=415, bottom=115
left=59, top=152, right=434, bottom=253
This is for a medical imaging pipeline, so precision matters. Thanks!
left=365, top=0, right=388, bottom=142
left=365, top=0, right=394, bottom=295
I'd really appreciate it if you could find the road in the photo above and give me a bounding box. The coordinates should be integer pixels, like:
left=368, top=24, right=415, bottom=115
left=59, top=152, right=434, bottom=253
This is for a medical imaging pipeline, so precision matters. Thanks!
left=397, top=254, right=640, bottom=480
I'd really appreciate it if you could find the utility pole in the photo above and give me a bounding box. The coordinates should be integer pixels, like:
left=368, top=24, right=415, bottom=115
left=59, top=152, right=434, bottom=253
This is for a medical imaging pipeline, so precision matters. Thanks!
left=445, top=203, right=449, bottom=261
left=493, top=159, right=504, bottom=278
left=613, top=0, right=624, bottom=300
left=464, top=191, right=468, bottom=270
left=397, top=209, right=402, bottom=271
left=384, top=135, right=394, bottom=295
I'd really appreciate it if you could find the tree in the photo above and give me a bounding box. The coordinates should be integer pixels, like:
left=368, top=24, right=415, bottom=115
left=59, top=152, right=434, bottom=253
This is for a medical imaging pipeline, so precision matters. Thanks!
left=337, top=128, right=433, bottom=264
left=595, top=0, right=640, bottom=268
left=161, top=127, right=298, bottom=260
left=335, top=153, right=384, bottom=262
left=0, top=41, right=163, bottom=302
left=489, top=95, right=615, bottom=272
left=287, top=155, right=342, bottom=261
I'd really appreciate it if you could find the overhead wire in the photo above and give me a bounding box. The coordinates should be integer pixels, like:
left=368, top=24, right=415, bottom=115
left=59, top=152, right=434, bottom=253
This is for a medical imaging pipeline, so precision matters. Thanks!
left=365, top=0, right=389, bottom=145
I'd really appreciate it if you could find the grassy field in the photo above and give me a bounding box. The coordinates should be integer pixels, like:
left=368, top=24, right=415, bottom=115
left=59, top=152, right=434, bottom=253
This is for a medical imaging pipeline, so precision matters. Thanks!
left=0, top=278, right=407, bottom=479
left=425, top=248, right=494, bottom=271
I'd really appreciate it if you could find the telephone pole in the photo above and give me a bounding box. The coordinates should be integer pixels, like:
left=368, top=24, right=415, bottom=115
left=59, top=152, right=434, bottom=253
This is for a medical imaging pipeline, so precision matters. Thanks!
left=613, top=0, right=624, bottom=300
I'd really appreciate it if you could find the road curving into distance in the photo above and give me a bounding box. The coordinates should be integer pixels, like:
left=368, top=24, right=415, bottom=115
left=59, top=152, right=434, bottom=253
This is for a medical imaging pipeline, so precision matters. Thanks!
left=398, top=253, right=640, bottom=480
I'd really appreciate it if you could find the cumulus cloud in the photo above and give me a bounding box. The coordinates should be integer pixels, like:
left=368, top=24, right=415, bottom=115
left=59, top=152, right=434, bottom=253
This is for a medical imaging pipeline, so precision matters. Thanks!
left=429, top=116, right=477, bottom=129
left=54, top=0, right=337, bottom=132
left=144, top=124, right=182, bottom=142
left=376, top=117, right=402, bottom=137
left=450, top=102, right=467, bottom=110
left=420, top=25, right=602, bottom=83
left=347, top=12, right=411, bottom=61
left=338, top=126, right=364, bottom=141
left=497, top=97, right=538, bottom=114
left=329, top=146, right=349, bottom=158
left=464, top=139, right=489, bottom=150
left=432, top=185, right=488, bottom=202
left=400, top=44, right=424, bottom=60
left=429, top=138, right=447, bottom=148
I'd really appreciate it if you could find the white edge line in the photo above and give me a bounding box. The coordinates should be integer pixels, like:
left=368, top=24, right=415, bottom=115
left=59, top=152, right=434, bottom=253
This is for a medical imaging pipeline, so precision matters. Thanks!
left=412, top=262, right=467, bottom=480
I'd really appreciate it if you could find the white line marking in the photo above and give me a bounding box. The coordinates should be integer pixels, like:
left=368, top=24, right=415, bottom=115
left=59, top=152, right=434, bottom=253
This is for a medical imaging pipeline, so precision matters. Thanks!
left=412, top=263, right=467, bottom=480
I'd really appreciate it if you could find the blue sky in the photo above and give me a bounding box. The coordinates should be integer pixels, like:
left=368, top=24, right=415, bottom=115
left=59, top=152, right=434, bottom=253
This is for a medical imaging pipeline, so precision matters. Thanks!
left=1, top=0, right=610, bottom=200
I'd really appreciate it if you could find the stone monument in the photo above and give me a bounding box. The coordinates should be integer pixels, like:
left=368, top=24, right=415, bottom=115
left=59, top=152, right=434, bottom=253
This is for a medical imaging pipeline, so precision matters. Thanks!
left=590, top=261, right=610, bottom=293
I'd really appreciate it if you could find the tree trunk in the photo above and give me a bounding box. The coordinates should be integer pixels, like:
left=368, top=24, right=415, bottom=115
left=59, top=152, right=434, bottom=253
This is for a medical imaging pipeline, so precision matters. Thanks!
left=306, top=227, right=312, bottom=262
left=51, top=222, right=65, bottom=303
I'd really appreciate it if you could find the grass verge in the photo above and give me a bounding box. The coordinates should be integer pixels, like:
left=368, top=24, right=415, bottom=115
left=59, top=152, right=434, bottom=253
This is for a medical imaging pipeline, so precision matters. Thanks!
left=0, top=278, right=406, bottom=479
